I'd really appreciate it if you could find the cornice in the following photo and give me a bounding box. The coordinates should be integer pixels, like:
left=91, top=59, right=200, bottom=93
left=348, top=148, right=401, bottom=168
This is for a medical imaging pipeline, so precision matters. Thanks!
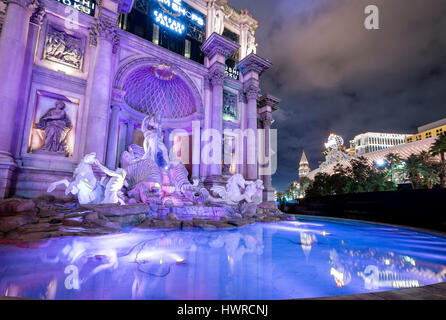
left=258, top=94, right=280, bottom=112
left=238, top=53, right=272, bottom=76
left=201, top=32, right=240, bottom=60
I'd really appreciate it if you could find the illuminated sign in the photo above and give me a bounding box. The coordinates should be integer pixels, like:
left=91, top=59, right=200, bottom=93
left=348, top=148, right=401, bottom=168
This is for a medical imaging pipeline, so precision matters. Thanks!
left=225, top=64, right=240, bottom=80
left=154, top=10, right=185, bottom=34
left=152, top=0, right=204, bottom=36
left=54, top=0, right=96, bottom=16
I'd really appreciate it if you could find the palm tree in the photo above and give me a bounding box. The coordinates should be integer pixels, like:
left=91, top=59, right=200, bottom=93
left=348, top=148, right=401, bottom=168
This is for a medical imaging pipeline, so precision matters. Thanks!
left=430, top=132, right=446, bottom=188
left=404, top=154, right=424, bottom=189
left=385, top=153, right=404, bottom=182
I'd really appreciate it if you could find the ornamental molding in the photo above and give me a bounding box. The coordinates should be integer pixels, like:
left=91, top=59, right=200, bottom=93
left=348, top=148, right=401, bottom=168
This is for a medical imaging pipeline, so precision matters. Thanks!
left=208, top=62, right=226, bottom=86
left=111, top=88, right=126, bottom=104
left=258, top=94, right=280, bottom=112
left=238, top=53, right=272, bottom=76
left=44, top=24, right=84, bottom=70
left=113, top=56, right=204, bottom=117
left=30, top=0, right=45, bottom=24
left=32, top=65, right=87, bottom=94
left=209, top=71, right=225, bottom=86
left=201, top=32, right=239, bottom=60
left=89, top=12, right=119, bottom=51
left=244, top=84, right=260, bottom=100
left=8, top=0, right=37, bottom=11
left=220, top=2, right=258, bottom=31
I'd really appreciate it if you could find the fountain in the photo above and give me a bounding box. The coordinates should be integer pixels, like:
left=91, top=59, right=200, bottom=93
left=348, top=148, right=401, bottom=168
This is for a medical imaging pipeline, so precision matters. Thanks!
left=46, top=114, right=266, bottom=223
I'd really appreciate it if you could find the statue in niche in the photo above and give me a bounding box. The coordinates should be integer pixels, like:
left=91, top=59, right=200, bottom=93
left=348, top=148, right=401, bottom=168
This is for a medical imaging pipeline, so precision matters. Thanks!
left=213, top=9, right=224, bottom=35
left=35, top=100, right=72, bottom=155
left=246, top=29, right=257, bottom=55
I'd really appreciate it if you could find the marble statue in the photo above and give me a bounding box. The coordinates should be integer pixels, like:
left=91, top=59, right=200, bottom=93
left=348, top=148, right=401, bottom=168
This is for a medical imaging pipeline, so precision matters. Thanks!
left=35, top=100, right=72, bottom=154
left=141, top=115, right=170, bottom=167
left=213, top=9, right=224, bottom=35
left=210, top=174, right=264, bottom=205
left=246, top=30, right=257, bottom=55
left=47, top=153, right=104, bottom=204
left=244, top=179, right=264, bottom=205
left=45, top=26, right=83, bottom=69
left=121, top=117, right=210, bottom=205
left=168, top=160, right=210, bottom=205
left=121, top=144, right=162, bottom=190
left=94, top=160, right=127, bottom=205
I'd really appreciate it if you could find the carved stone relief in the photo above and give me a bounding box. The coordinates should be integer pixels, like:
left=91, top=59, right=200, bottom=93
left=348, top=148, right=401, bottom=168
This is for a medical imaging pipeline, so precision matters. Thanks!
left=44, top=25, right=84, bottom=70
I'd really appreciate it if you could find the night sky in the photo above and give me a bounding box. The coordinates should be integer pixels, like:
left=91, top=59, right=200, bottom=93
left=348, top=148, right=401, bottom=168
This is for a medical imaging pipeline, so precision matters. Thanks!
left=231, top=0, right=446, bottom=192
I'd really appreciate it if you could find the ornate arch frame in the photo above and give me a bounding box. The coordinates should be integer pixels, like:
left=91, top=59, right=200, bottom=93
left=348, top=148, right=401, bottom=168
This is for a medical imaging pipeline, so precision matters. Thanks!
left=113, top=56, right=204, bottom=128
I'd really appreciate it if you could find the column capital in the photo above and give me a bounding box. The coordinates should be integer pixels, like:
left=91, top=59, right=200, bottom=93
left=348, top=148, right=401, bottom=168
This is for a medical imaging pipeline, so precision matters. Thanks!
left=30, top=1, right=45, bottom=24
left=238, top=53, right=272, bottom=76
left=111, top=88, right=126, bottom=104
left=201, top=32, right=240, bottom=60
left=244, top=79, right=260, bottom=101
left=89, top=10, right=119, bottom=52
left=8, top=0, right=37, bottom=10
left=209, top=62, right=226, bottom=86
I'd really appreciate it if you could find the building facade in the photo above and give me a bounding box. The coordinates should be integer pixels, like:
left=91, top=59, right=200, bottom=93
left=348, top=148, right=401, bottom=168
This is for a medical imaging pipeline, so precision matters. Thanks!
left=0, top=0, right=279, bottom=204
left=406, top=118, right=446, bottom=143
left=350, top=132, right=411, bottom=155
left=307, top=135, right=438, bottom=180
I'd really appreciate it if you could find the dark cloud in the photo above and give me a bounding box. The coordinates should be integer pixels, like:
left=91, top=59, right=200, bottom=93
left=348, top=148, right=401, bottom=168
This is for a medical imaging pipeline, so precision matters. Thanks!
left=232, top=0, right=446, bottom=191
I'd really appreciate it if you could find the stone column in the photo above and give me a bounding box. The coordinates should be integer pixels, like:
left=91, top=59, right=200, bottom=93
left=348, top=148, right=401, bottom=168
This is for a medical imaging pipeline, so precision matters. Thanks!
left=200, top=76, right=212, bottom=179
left=0, top=0, right=37, bottom=197
left=85, top=10, right=119, bottom=163
left=191, top=120, right=201, bottom=180
left=244, top=80, right=260, bottom=180
left=258, top=94, right=280, bottom=207
left=209, top=64, right=225, bottom=177
left=126, top=119, right=135, bottom=148
left=201, top=33, right=239, bottom=181
left=105, top=89, right=124, bottom=169
left=238, top=54, right=272, bottom=181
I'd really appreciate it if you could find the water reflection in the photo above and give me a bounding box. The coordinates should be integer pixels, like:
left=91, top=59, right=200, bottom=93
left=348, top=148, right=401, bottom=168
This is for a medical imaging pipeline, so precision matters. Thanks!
left=1, top=219, right=446, bottom=299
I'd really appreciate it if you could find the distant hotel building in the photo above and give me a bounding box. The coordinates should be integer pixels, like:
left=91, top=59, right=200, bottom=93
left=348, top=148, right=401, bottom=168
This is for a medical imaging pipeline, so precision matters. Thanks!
left=350, top=132, right=411, bottom=155
left=406, top=118, right=446, bottom=143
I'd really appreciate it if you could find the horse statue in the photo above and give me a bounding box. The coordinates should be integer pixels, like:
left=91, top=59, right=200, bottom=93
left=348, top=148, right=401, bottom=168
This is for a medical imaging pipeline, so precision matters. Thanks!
left=47, top=153, right=104, bottom=204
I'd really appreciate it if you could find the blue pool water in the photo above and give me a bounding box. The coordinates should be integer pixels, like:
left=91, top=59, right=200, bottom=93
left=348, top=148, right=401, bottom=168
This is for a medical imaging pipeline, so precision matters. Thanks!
left=1, top=217, right=446, bottom=300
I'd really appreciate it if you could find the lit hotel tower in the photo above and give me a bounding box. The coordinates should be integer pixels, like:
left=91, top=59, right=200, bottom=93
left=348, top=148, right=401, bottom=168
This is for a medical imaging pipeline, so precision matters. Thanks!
left=299, top=150, right=310, bottom=179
